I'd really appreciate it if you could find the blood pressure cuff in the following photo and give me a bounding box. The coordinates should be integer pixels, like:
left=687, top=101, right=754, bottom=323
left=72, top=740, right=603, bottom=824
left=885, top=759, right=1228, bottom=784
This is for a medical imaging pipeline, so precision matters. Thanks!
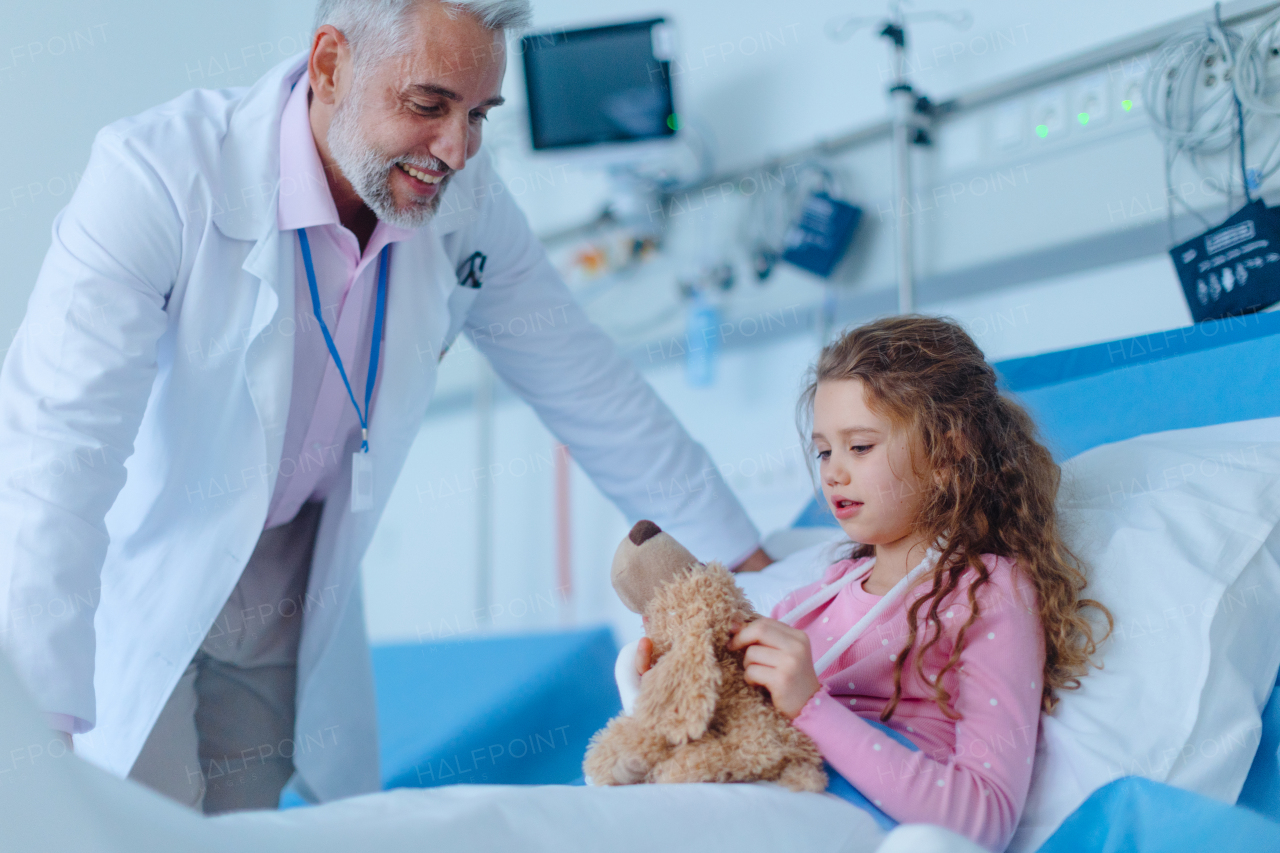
left=1170, top=199, right=1280, bottom=322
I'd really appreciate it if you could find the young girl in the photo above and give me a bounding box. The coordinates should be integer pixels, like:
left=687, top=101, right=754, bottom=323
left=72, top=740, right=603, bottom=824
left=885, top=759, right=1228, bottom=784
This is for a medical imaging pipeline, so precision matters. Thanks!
left=722, top=317, right=1111, bottom=851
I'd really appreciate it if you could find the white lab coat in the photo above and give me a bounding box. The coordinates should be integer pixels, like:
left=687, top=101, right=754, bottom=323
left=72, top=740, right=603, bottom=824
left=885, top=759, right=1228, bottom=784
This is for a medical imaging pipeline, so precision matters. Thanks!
left=0, top=52, right=759, bottom=802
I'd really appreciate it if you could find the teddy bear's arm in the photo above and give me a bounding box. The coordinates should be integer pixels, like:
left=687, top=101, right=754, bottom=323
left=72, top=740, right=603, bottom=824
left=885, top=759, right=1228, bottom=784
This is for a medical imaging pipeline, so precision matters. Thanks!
left=633, top=609, right=722, bottom=745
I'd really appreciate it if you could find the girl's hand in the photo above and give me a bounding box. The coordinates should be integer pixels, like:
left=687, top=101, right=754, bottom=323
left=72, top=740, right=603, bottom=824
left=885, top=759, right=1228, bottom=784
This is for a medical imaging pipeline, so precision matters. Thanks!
left=635, top=636, right=653, bottom=677
left=728, top=617, right=822, bottom=720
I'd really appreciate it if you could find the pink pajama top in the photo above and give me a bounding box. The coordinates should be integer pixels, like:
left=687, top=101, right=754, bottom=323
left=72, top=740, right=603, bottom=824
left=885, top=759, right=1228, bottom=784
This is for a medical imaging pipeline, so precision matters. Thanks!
left=772, top=554, right=1045, bottom=852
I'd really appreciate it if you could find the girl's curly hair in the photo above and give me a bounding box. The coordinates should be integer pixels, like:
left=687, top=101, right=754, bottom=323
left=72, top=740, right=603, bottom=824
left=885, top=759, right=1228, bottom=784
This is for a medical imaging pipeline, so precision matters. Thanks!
left=796, top=315, right=1112, bottom=719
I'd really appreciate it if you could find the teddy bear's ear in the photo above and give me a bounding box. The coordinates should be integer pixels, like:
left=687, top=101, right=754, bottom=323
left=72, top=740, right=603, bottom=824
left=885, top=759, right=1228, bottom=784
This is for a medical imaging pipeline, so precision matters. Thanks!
left=634, top=600, right=721, bottom=745
left=611, top=520, right=702, bottom=614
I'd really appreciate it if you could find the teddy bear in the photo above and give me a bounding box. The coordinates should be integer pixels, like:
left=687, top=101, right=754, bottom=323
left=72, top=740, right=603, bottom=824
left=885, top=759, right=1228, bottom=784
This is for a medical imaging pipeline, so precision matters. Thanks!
left=582, top=519, right=828, bottom=793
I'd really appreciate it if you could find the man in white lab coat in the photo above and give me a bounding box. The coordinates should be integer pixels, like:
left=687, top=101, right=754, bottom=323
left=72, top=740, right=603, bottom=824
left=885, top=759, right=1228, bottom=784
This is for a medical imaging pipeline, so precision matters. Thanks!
left=0, top=0, right=769, bottom=812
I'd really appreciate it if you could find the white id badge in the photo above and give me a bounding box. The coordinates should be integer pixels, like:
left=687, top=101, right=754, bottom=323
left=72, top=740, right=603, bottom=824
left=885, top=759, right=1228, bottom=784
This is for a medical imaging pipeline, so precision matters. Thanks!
left=351, top=451, right=374, bottom=512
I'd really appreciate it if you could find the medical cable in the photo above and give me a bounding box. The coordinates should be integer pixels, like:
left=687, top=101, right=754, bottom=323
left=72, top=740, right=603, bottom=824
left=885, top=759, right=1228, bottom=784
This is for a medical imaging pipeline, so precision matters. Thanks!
left=779, top=548, right=939, bottom=677
left=1146, top=19, right=1258, bottom=239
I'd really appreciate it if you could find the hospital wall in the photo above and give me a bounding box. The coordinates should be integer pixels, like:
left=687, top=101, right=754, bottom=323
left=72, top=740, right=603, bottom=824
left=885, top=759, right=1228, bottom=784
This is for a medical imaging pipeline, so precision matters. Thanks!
left=0, top=0, right=1266, bottom=646
left=0, top=0, right=1223, bottom=351
left=365, top=2, right=1268, bottom=646
left=360, top=255, right=1207, bottom=648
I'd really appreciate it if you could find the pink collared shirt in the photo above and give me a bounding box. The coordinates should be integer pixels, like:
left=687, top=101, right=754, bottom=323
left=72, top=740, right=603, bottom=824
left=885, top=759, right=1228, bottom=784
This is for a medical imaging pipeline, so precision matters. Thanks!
left=264, top=75, right=416, bottom=529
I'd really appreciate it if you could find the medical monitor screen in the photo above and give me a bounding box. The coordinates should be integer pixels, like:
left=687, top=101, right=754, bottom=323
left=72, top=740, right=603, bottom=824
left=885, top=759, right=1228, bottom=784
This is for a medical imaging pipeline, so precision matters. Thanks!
left=522, top=19, right=675, bottom=151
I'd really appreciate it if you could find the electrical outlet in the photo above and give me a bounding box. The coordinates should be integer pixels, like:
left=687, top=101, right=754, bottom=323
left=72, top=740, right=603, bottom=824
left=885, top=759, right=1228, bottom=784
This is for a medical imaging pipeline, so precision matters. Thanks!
left=1267, top=40, right=1280, bottom=64
left=938, top=113, right=984, bottom=173
left=1072, top=72, right=1111, bottom=129
left=1118, top=70, right=1144, bottom=117
left=992, top=100, right=1027, bottom=151
left=1260, top=31, right=1280, bottom=90
left=1201, top=47, right=1229, bottom=93
left=1104, top=51, right=1148, bottom=118
left=1030, top=87, right=1068, bottom=141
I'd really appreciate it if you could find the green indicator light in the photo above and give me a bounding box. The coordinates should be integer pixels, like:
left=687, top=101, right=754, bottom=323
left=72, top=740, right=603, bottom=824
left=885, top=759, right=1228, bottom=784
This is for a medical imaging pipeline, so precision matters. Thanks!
left=1035, top=124, right=1049, bottom=138
left=1121, top=99, right=1133, bottom=111
left=666, top=113, right=680, bottom=131
left=1077, top=112, right=1089, bottom=125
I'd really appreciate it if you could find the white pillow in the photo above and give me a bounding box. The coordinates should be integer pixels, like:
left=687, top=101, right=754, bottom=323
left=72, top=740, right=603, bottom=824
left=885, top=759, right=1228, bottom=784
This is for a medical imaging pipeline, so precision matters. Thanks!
left=1009, top=417, right=1280, bottom=852
left=736, top=530, right=853, bottom=619
left=1164, top=523, right=1280, bottom=797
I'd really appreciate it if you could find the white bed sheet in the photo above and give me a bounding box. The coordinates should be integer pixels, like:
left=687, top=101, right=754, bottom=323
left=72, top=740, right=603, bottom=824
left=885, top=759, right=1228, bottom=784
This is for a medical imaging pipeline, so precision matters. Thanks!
left=0, top=645, right=982, bottom=853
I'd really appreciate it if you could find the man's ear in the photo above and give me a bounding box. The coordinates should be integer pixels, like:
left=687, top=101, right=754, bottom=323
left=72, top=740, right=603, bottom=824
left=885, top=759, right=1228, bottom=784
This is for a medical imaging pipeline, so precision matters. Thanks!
left=308, top=25, right=351, bottom=107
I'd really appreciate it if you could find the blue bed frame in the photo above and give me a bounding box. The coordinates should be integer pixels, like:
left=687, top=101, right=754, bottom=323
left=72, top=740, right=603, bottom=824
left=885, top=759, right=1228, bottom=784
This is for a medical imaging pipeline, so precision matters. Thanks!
left=352, top=312, right=1280, bottom=849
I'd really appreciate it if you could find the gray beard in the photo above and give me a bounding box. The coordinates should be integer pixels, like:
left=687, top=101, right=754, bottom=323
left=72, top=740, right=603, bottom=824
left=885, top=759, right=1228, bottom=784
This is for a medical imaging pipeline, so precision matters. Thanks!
left=326, top=87, right=452, bottom=230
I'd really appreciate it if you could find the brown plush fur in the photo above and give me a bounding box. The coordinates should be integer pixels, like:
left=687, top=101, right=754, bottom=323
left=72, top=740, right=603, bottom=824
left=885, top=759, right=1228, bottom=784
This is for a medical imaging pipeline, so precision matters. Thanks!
left=583, top=521, right=828, bottom=792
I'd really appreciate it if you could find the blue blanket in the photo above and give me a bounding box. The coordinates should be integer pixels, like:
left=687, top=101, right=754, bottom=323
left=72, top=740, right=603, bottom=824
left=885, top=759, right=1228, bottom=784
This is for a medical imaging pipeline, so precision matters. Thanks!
left=1039, top=776, right=1280, bottom=852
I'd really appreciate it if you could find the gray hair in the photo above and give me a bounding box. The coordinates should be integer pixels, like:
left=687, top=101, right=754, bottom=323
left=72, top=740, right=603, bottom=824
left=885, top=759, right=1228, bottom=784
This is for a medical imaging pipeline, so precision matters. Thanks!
left=313, top=0, right=533, bottom=73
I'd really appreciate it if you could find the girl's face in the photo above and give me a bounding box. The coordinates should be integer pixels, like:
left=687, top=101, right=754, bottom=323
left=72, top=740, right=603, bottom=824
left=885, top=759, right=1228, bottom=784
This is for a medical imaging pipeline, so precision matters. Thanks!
left=811, top=379, right=925, bottom=547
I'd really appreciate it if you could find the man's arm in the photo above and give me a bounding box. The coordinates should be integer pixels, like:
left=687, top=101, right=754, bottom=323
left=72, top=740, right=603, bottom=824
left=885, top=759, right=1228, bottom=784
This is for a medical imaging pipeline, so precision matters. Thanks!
left=0, top=125, right=178, bottom=731
left=452, top=157, right=761, bottom=566
left=731, top=547, right=772, bottom=573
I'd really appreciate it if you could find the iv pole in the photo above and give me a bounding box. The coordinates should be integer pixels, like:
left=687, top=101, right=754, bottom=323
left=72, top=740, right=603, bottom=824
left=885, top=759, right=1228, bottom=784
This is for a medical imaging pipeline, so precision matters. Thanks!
left=826, top=2, right=971, bottom=314
left=885, top=15, right=917, bottom=314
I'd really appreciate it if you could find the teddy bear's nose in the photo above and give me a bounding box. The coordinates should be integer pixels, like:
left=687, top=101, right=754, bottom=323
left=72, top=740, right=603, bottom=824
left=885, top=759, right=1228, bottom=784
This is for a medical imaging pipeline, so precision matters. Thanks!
left=629, top=519, right=661, bottom=545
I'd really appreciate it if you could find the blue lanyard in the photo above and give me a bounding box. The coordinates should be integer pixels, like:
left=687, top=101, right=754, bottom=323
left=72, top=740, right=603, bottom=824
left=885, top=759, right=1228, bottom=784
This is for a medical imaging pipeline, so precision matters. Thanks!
left=296, top=228, right=388, bottom=453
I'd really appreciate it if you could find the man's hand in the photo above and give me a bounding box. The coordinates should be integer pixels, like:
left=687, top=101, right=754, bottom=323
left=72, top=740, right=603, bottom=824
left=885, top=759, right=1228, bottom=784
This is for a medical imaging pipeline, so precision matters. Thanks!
left=731, top=547, right=773, bottom=573
left=728, top=617, right=821, bottom=720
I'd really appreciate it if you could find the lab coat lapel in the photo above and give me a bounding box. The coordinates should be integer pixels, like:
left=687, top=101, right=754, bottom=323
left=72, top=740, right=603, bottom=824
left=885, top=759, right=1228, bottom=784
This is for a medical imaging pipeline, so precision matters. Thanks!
left=212, top=51, right=304, bottom=241
left=239, top=229, right=295, bottom=469
left=369, top=227, right=452, bottom=453
left=210, top=53, right=309, bottom=494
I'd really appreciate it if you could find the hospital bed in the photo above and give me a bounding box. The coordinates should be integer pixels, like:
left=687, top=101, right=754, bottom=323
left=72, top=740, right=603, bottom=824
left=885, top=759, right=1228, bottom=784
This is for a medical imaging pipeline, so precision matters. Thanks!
left=4, top=310, right=1280, bottom=853
left=359, top=309, right=1280, bottom=850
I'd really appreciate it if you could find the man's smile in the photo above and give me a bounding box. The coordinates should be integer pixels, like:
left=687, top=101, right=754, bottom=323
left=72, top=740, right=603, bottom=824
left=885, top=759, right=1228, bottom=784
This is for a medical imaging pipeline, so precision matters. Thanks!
left=396, top=161, right=444, bottom=184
